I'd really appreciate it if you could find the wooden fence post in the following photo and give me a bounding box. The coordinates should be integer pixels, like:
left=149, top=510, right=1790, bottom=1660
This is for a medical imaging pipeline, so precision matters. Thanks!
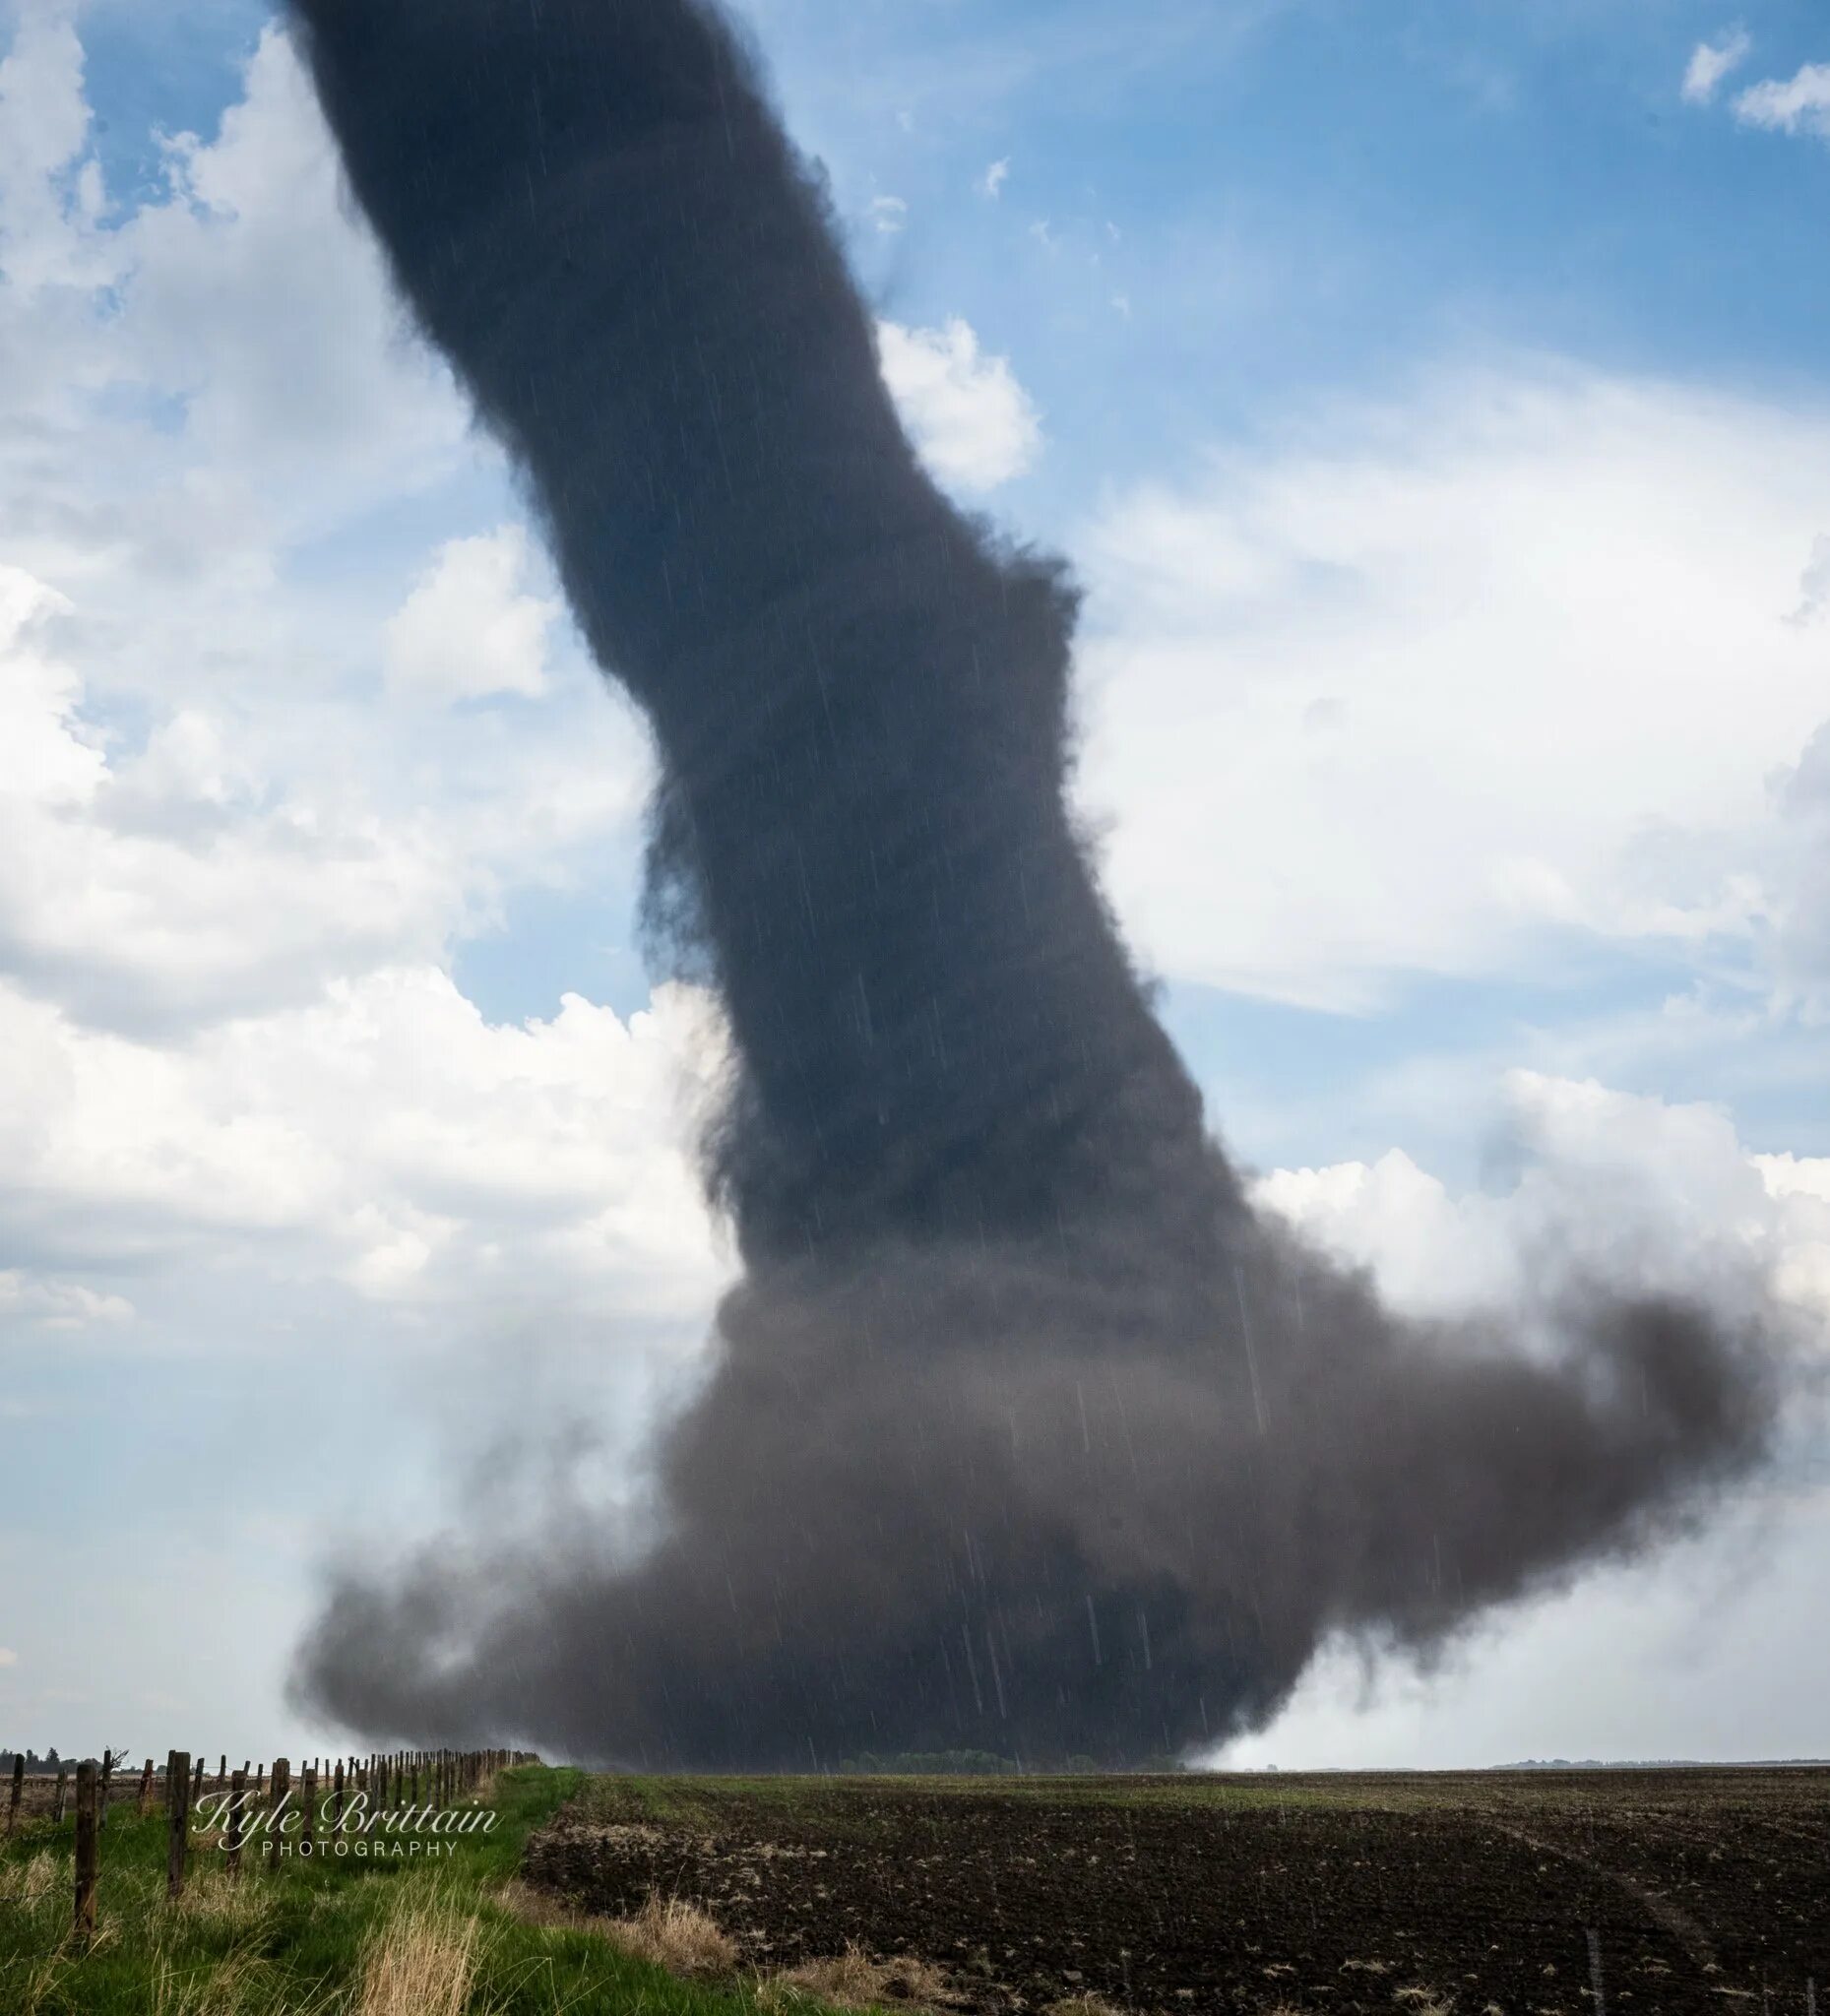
left=5, top=1752, right=22, bottom=1835
left=192, top=1754, right=204, bottom=1799
left=166, top=1750, right=191, bottom=1901
left=138, top=1757, right=154, bottom=1816
left=54, top=1763, right=68, bottom=1823
left=74, top=1760, right=98, bottom=1941
left=300, top=1764, right=316, bottom=1850
left=225, top=1767, right=246, bottom=1880
left=97, top=1748, right=114, bottom=1831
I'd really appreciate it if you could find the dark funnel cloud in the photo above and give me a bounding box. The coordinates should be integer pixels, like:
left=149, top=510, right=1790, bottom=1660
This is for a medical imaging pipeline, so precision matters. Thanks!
left=287, top=0, right=1778, bottom=1766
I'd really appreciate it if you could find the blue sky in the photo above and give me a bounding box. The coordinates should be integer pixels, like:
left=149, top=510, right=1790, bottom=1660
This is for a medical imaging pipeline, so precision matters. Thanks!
left=2, top=0, right=1828, bottom=1768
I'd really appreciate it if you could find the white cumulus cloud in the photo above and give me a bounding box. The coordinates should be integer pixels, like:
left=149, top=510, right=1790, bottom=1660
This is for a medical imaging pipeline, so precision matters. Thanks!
left=0, top=564, right=472, bottom=1032
left=1733, top=60, right=1830, bottom=140
left=1256, top=1071, right=1830, bottom=1338
left=108, top=25, right=466, bottom=531
left=0, top=13, right=688, bottom=1363
left=1682, top=30, right=1752, bottom=105
left=0, top=968, right=727, bottom=1327
left=1074, top=364, right=1830, bottom=1011
left=385, top=526, right=560, bottom=702
left=0, top=7, right=111, bottom=296
left=877, top=316, right=1042, bottom=492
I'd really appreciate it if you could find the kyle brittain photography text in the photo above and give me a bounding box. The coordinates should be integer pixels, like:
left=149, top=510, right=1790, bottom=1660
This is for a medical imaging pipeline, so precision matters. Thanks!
left=192, top=1786, right=499, bottom=1860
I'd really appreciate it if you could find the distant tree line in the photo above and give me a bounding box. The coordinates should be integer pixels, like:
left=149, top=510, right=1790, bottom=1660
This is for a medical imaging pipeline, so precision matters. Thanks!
left=1, top=1747, right=65, bottom=1774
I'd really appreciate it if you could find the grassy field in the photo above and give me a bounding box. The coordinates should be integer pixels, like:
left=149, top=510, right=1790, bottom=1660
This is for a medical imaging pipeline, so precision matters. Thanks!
left=0, top=1763, right=813, bottom=2016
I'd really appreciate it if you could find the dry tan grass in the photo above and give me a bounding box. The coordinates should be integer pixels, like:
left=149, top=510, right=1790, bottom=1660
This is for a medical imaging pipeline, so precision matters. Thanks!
left=762, top=1947, right=886, bottom=2010
left=493, top=1874, right=595, bottom=1933
left=175, top=1866, right=273, bottom=1931
left=865, top=1953, right=954, bottom=2006
left=1039, top=1994, right=1125, bottom=2016
left=148, top=1946, right=274, bottom=2016
left=762, top=1944, right=957, bottom=2012
left=356, top=1892, right=483, bottom=2016
left=0, top=1850, right=62, bottom=1905
left=1392, top=1989, right=1454, bottom=2016
left=601, top=1893, right=737, bottom=1977
left=1342, top=1959, right=1393, bottom=1975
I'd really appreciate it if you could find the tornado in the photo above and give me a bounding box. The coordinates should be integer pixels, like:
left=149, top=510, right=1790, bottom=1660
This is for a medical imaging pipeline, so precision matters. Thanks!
left=287, top=0, right=1776, bottom=1767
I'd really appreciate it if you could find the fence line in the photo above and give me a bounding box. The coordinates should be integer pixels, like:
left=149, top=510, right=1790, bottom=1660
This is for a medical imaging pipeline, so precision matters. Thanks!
left=1, top=1743, right=535, bottom=1933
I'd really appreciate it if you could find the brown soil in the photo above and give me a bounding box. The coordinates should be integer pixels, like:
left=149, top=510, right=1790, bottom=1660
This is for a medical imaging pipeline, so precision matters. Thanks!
left=523, top=1769, right=1830, bottom=2016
